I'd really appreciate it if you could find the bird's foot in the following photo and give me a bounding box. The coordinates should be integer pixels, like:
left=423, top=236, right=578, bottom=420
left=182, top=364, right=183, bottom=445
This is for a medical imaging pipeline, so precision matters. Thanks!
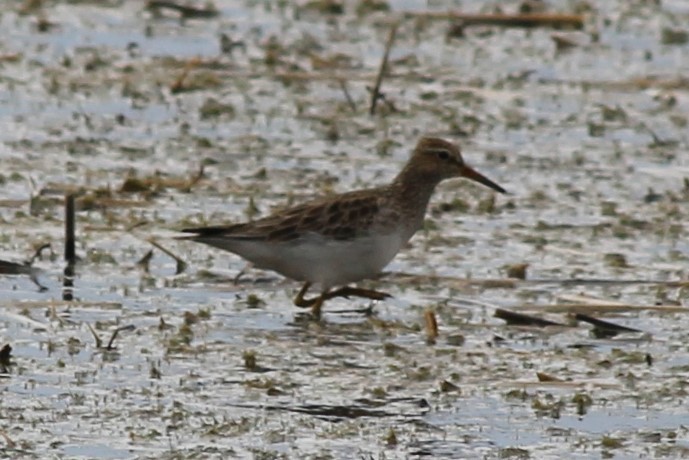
left=326, top=286, right=391, bottom=302
left=294, top=282, right=319, bottom=308
left=293, top=283, right=389, bottom=321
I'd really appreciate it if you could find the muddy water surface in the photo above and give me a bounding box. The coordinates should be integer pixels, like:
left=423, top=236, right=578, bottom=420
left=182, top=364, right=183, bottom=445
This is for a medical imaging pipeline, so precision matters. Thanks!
left=1, top=0, right=689, bottom=458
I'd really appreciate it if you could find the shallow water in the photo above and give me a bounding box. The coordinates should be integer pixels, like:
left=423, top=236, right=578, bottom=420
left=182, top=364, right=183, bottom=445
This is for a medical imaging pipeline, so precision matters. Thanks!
left=1, top=0, right=689, bottom=458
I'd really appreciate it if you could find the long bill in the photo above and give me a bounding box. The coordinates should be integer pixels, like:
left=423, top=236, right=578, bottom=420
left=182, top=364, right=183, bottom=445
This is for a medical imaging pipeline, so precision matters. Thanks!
left=461, top=165, right=507, bottom=194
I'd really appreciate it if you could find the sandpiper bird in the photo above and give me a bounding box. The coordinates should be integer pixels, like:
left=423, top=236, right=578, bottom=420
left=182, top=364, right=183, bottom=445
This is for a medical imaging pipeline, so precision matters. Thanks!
left=181, top=137, right=506, bottom=318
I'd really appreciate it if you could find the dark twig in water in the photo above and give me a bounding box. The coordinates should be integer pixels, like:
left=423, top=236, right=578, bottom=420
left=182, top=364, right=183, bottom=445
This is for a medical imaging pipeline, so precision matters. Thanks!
left=365, top=85, right=398, bottom=113
left=0, top=344, right=12, bottom=373
left=338, top=79, right=357, bottom=112
left=494, top=308, right=565, bottom=327
left=369, top=22, right=399, bottom=116
left=87, top=324, right=136, bottom=350
left=86, top=323, right=103, bottom=349
left=574, top=313, right=642, bottom=338
left=405, top=11, right=584, bottom=30
left=146, top=1, right=219, bottom=19
left=148, top=239, right=187, bottom=274
left=106, top=325, right=136, bottom=350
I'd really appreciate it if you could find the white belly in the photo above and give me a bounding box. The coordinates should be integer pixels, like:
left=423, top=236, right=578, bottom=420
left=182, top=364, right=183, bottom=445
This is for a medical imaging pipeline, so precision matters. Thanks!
left=226, top=231, right=407, bottom=290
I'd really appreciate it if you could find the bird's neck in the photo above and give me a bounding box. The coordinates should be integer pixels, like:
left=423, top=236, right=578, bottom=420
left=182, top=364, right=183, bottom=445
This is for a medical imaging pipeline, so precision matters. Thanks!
left=391, top=166, right=441, bottom=228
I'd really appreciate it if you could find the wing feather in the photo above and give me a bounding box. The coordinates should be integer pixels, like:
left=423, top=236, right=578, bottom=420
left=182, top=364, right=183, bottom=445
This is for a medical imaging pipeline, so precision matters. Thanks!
left=181, top=188, right=387, bottom=243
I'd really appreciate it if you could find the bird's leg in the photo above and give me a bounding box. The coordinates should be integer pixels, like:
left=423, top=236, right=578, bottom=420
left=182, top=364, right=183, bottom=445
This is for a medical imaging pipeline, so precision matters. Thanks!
left=294, top=282, right=318, bottom=308
left=310, top=294, right=325, bottom=320
left=324, top=286, right=391, bottom=302
left=293, top=282, right=327, bottom=319
left=294, top=283, right=388, bottom=318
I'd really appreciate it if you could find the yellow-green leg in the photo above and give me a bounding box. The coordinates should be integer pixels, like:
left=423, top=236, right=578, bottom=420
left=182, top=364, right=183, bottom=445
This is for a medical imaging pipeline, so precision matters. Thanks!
left=293, top=282, right=391, bottom=319
left=310, top=295, right=325, bottom=319
left=293, top=282, right=326, bottom=320
left=294, top=282, right=318, bottom=307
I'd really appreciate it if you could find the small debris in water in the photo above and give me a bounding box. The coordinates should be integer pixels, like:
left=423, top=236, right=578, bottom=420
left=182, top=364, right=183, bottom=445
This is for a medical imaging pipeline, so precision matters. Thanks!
left=536, top=372, right=563, bottom=382
left=424, top=308, right=438, bottom=344
left=0, top=344, right=12, bottom=374
left=243, top=350, right=257, bottom=370
left=506, top=263, right=529, bottom=280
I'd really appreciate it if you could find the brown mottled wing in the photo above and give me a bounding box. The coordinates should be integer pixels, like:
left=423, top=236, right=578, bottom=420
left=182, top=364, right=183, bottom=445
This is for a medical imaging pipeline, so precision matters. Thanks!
left=182, top=189, right=385, bottom=243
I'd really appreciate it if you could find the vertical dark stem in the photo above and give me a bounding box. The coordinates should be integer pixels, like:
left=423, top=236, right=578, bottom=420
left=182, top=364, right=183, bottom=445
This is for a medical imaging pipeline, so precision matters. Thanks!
left=369, top=22, right=399, bottom=116
left=62, top=263, right=74, bottom=301
left=63, top=194, right=76, bottom=301
left=64, top=194, right=76, bottom=264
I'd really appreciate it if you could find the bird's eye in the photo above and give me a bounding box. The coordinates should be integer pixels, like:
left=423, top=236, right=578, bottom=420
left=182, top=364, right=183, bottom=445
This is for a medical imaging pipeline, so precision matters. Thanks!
left=436, top=150, right=450, bottom=160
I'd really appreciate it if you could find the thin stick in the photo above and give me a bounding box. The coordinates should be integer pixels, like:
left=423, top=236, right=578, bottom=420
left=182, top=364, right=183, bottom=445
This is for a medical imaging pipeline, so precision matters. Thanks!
left=405, top=12, right=584, bottom=30
left=148, top=238, right=188, bottom=274
left=86, top=323, right=103, bottom=349
left=64, top=194, right=76, bottom=264
left=146, top=1, right=218, bottom=19
left=106, top=325, right=136, bottom=350
left=574, top=313, right=642, bottom=336
left=369, top=22, right=399, bottom=116
left=338, top=79, right=357, bottom=112
left=494, top=308, right=565, bottom=327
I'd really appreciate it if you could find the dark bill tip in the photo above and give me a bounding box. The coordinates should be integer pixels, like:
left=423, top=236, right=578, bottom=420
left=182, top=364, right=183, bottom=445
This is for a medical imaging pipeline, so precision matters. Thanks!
left=461, top=165, right=507, bottom=194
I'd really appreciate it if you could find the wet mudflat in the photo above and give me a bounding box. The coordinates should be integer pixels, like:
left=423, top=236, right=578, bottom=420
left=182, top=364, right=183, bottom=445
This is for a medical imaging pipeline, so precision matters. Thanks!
left=1, top=0, right=689, bottom=458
